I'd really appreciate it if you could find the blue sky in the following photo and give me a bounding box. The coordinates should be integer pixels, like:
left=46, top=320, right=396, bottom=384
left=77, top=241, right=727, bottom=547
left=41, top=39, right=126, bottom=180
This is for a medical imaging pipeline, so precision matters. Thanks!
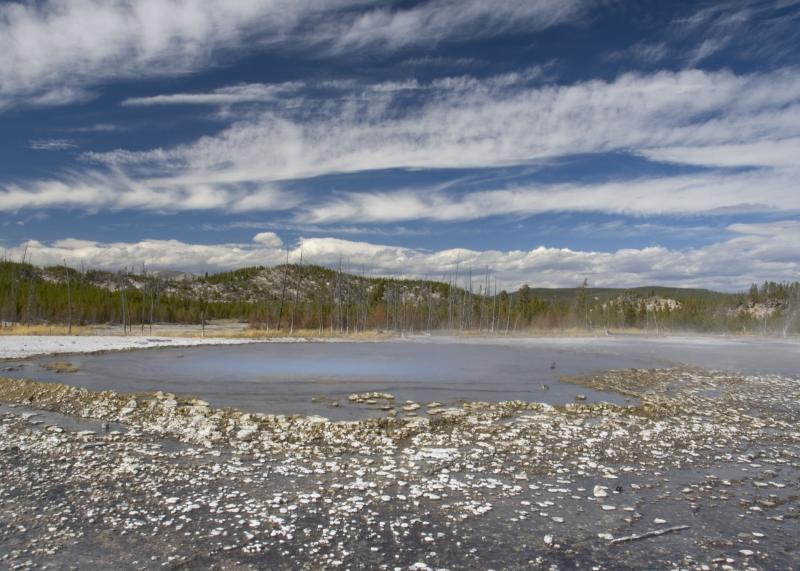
left=1, top=0, right=799, bottom=290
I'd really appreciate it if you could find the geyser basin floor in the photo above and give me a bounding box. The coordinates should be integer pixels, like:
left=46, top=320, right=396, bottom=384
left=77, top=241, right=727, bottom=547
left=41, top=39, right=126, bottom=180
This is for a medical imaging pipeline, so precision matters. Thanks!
left=0, top=366, right=797, bottom=570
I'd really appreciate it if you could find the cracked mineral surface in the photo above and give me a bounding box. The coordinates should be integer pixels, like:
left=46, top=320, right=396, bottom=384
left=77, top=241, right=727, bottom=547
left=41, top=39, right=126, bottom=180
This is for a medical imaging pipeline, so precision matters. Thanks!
left=0, top=364, right=798, bottom=570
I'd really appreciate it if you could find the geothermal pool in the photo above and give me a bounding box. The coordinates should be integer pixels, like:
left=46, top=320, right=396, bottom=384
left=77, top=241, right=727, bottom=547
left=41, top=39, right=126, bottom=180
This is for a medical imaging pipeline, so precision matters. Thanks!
left=4, top=335, right=798, bottom=419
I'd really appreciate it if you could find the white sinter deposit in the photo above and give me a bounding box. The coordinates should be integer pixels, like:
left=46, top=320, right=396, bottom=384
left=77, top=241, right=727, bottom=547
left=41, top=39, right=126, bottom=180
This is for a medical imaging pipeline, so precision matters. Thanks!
left=0, top=335, right=279, bottom=359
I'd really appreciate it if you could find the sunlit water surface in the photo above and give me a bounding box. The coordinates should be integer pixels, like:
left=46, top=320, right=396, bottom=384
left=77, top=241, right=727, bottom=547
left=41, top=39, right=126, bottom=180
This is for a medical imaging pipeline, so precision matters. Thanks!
left=6, top=335, right=798, bottom=420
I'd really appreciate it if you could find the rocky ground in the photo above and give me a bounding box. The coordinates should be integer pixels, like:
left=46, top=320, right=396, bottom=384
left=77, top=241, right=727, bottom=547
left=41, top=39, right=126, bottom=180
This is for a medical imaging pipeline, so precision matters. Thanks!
left=0, top=366, right=798, bottom=570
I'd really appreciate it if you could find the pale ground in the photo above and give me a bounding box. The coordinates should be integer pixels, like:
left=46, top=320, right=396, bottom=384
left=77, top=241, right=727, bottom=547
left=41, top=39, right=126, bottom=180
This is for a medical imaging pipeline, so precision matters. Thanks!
left=0, top=335, right=280, bottom=360
left=1, top=320, right=796, bottom=361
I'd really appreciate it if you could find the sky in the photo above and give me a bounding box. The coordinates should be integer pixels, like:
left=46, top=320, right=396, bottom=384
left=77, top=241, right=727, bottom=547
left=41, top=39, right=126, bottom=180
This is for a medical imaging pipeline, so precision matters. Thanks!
left=1, top=0, right=799, bottom=291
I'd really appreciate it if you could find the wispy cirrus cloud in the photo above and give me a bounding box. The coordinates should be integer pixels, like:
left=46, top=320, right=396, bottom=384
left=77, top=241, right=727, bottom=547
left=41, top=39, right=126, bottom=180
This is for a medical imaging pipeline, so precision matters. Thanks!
left=28, top=139, right=78, bottom=151
left=678, top=0, right=800, bottom=66
left=329, top=0, right=585, bottom=52
left=0, top=173, right=299, bottom=213
left=63, top=123, right=124, bottom=133
left=0, top=0, right=584, bottom=112
left=85, top=67, right=800, bottom=175
left=119, top=67, right=548, bottom=108
left=6, top=66, right=800, bottom=223
left=302, top=168, right=800, bottom=224
left=0, top=0, right=356, bottom=111
left=122, top=82, right=305, bottom=107
left=31, top=66, right=790, bottom=221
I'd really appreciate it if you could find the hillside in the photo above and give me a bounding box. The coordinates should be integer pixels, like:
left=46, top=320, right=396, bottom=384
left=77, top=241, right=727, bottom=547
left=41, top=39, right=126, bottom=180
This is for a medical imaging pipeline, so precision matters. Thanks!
left=520, top=286, right=721, bottom=303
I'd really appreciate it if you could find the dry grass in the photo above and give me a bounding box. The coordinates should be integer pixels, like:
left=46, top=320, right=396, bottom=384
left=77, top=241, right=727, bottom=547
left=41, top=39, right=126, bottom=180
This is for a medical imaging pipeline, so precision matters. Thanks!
left=40, top=362, right=78, bottom=374
left=0, top=323, right=395, bottom=340
left=0, top=325, right=94, bottom=336
left=151, top=328, right=396, bottom=340
left=2, top=323, right=796, bottom=341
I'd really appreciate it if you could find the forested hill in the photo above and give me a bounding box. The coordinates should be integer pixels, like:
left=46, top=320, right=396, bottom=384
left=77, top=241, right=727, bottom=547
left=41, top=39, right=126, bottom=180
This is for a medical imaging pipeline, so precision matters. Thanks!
left=517, top=286, right=719, bottom=303
left=0, top=261, right=797, bottom=335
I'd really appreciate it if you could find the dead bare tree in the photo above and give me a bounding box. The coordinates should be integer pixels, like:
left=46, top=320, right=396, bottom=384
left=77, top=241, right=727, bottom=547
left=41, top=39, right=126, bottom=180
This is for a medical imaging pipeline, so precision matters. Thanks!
left=200, top=277, right=209, bottom=337
left=149, top=275, right=160, bottom=335
left=448, top=259, right=461, bottom=331
left=491, top=275, right=497, bottom=333
left=276, top=249, right=290, bottom=331
left=460, top=269, right=470, bottom=332
left=505, top=295, right=512, bottom=335
left=63, top=259, right=72, bottom=335
left=140, top=264, right=148, bottom=335
left=9, top=243, right=30, bottom=326
left=25, top=247, right=35, bottom=325
left=427, top=282, right=433, bottom=334
left=290, top=249, right=303, bottom=335
left=119, top=270, right=128, bottom=335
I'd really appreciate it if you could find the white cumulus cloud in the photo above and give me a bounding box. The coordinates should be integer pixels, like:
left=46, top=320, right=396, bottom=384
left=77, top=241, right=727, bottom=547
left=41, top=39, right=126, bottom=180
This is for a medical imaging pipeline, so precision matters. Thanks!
left=6, top=221, right=800, bottom=291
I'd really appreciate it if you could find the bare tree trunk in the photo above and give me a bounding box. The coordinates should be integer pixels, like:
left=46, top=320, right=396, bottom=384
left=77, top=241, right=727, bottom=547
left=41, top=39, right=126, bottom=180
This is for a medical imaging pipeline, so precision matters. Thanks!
left=25, top=275, right=35, bottom=326
left=9, top=262, right=17, bottom=326
left=290, top=249, right=303, bottom=335
left=449, top=259, right=460, bottom=331
left=276, top=250, right=290, bottom=331
left=10, top=244, right=30, bottom=326
left=460, top=271, right=469, bottom=332
left=140, top=264, right=147, bottom=335
left=491, top=276, right=497, bottom=333
left=385, top=285, right=390, bottom=331
left=427, top=284, right=433, bottom=334
left=149, top=278, right=159, bottom=335
left=63, top=260, right=72, bottom=335
left=119, top=271, right=127, bottom=335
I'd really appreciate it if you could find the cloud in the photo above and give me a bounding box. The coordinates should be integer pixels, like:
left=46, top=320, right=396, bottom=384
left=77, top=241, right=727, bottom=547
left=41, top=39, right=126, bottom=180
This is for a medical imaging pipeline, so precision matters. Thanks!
left=0, top=0, right=583, bottom=112
left=85, top=67, right=800, bottom=179
left=64, top=123, right=124, bottom=133
left=688, top=37, right=729, bottom=66
left=676, top=0, right=800, bottom=66
left=28, top=139, right=78, bottom=151
left=8, top=67, right=800, bottom=220
left=12, top=236, right=286, bottom=272
left=302, top=168, right=800, bottom=223
left=251, top=231, right=283, bottom=248
left=119, top=69, right=546, bottom=108
left=400, top=55, right=484, bottom=68
left=201, top=220, right=427, bottom=237
left=299, top=221, right=800, bottom=291
left=122, top=82, right=305, bottom=107
left=0, top=0, right=342, bottom=111
left=330, top=0, right=585, bottom=52
left=638, top=139, right=800, bottom=168
left=606, top=41, right=669, bottom=65
left=0, top=174, right=298, bottom=214
left=6, top=221, right=800, bottom=291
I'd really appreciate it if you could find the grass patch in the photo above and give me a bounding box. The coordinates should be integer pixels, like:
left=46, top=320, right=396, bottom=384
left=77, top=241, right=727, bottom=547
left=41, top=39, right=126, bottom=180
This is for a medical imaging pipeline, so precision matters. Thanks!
left=40, top=362, right=78, bottom=374
left=0, top=325, right=93, bottom=336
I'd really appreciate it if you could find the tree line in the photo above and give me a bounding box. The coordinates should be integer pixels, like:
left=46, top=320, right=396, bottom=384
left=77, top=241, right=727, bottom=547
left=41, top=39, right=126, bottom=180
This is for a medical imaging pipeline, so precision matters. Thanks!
left=1, top=259, right=798, bottom=335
